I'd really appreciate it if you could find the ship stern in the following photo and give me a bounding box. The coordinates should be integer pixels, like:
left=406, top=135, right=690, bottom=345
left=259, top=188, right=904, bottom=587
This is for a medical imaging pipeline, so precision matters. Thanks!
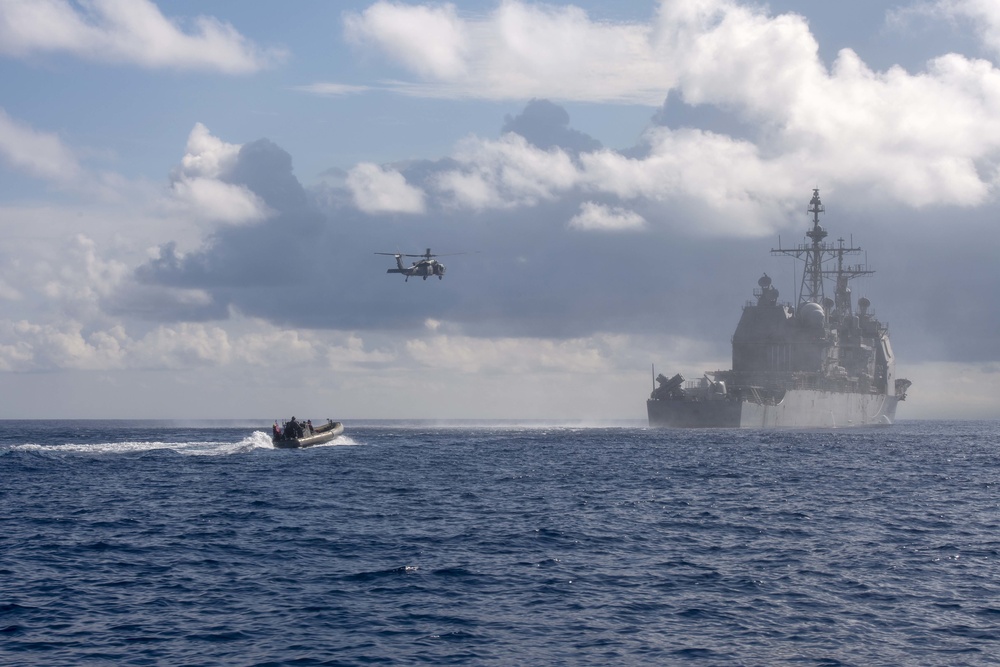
left=647, top=398, right=743, bottom=428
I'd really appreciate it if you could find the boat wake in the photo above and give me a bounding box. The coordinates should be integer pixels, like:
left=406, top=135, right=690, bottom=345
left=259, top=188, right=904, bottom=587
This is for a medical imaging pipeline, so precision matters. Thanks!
left=278, top=434, right=359, bottom=448
left=9, top=431, right=360, bottom=457
left=13, top=431, right=276, bottom=457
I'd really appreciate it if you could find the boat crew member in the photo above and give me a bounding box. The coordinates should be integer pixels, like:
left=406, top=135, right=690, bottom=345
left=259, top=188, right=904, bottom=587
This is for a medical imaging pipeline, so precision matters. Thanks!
left=288, top=417, right=303, bottom=438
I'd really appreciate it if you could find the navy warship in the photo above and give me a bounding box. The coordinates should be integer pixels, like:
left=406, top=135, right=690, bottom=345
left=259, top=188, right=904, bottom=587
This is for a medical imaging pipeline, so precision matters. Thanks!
left=648, top=189, right=910, bottom=428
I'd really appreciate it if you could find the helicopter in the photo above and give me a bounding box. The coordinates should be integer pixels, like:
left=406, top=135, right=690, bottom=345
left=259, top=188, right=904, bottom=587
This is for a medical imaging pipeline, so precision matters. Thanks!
left=375, top=248, right=463, bottom=281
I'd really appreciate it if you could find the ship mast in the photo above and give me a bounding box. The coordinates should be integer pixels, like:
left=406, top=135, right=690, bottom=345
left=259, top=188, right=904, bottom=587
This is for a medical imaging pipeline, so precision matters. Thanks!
left=771, top=189, right=874, bottom=315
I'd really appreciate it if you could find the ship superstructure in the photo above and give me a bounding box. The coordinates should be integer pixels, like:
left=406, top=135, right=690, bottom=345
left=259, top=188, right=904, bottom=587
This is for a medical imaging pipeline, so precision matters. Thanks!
left=647, top=189, right=910, bottom=428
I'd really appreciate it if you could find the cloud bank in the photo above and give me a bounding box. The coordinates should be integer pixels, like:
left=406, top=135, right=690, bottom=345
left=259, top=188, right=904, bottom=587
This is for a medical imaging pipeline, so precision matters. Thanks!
left=0, top=0, right=284, bottom=72
left=3, top=0, right=1000, bottom=419
left=344, top=0, right=1000, bottom=213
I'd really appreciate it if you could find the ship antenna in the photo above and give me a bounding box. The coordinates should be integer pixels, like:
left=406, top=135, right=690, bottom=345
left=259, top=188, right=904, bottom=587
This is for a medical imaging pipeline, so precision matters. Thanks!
left=803, top=188, right=828, bottom=306
left=773, top=189, right=876, bottom=316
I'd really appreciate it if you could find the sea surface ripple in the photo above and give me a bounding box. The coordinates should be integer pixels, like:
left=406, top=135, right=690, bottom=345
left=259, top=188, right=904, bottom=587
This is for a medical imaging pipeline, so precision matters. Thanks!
left=2, top=419, right=999, bottom=665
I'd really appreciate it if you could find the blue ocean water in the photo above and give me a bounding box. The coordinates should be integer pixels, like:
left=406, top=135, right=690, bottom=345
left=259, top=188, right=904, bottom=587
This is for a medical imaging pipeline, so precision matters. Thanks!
left=2, top=420, right=999, bottom=666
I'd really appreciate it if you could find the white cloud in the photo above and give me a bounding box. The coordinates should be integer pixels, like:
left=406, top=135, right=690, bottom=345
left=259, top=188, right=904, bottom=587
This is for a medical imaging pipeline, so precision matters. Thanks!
left=413, top=126, right=793, bottom=235
left=234, top=329, right=317, bottom=367
left=344, top=0, right=1000, bottom=216
left=0, top=107, right=82, bottom=182
left=42, top=234, right=129, bottom=317
left=345, top=0, right=668, bottom=102
left=659, top=0, right=822, bottom=115
left=0, top=313, right=395, bottom=376
left=128, top=323, right=233, bottom=369
left=580, top=128, right=796, bottom=234
left=169, top=176, right=269, bottom=225
left=345, top=2, right=469, bottom=79
left=178, top=122, right=241, bottom=179
left=292, top=82, right=371, bottom=96
left=0, top=320, right=127, bottom=371
left=568, top=201, right=646, bottom=231
left=347, top=162, right=426, bottom=214
left=321, top=333, right=395, bottom=368
left=0, top=231, right=130, bottom=328
left=0, top=0, right=285, bottom=73
left=433, top=132, right=579, bottom=209
left=169, top=123, right=269, bottom=225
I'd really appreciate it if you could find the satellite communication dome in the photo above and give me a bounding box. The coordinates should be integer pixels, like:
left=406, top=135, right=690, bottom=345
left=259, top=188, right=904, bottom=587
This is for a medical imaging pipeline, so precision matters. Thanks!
left=798, top=301, right=825, bottom=327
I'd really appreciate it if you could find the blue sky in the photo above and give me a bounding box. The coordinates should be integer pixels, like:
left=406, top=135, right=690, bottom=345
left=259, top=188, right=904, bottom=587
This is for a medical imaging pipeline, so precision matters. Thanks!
left=1, top=0, right=999, bottom=420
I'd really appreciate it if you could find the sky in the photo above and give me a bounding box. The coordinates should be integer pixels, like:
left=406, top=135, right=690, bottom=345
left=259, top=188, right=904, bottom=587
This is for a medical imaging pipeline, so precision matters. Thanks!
left=1, top=0, right=1000, bottom=420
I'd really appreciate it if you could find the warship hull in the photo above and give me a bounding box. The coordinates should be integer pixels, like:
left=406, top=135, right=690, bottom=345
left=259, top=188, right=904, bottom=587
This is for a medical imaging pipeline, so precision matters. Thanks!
left=647, top=390, right=899, bottom=429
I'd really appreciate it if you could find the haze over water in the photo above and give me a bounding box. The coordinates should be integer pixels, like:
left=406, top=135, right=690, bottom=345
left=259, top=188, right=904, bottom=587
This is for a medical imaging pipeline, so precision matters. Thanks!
left=2, top=419, right=999, bottom=665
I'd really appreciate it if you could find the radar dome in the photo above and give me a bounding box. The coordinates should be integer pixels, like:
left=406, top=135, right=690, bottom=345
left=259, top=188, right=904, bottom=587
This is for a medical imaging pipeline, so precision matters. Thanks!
left=758, top=274, right=772, bottom=288
left=798, top=301, right=825, bottom=327
left=858, top=297, right=871, bottom=314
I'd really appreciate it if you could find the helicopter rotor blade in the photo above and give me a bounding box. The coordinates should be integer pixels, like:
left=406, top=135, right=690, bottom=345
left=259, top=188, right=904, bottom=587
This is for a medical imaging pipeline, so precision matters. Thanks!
left=379, top=250, right=479, bottom=258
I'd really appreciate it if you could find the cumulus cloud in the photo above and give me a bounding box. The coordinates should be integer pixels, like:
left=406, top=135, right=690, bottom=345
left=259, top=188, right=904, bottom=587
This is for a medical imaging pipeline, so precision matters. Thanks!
left=128, top=323, right=233, bottom=368
left=178, top=123, right=241, bottom=179
left=568, top=202, right=646, bottom=231
left=44, top=234, right=130, bottom=316
left=169, top=177, right=269, bottom=226
left=0, top=107, right=82, bottom=182
left=0, top=0, right=285, bottom=72
left=347, top=162, right=426, bottom=214
left=0, top=320, right=128, bottom=371
left=344, top=2, right=469, bottom=79
left=345, top=0, right=666, bottom=102
left=343, top=0, right=1000, bottom=214
left=501, top=98, right=602, bottom=153
left=0, top=312, right=404, bottom=375
left=0, top=232, right=129, bottom=328
left=0, top=320, right=254, bottom=372
left=168, top=123, right=270, bottom=225
left=432, top=133, right=579, bottom=209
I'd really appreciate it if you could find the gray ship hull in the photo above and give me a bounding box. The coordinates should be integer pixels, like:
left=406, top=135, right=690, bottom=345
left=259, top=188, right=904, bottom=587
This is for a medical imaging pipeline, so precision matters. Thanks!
left=647, top=390, right=899, bottom=429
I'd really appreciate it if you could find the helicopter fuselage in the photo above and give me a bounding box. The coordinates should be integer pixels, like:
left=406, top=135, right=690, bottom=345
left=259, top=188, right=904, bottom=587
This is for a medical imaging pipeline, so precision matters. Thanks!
left=380, top=250, right=448, bottom=281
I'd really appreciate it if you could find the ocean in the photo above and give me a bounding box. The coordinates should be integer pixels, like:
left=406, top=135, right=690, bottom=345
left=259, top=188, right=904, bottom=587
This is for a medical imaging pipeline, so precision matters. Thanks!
left=2, top=419, right=999, bottom=666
